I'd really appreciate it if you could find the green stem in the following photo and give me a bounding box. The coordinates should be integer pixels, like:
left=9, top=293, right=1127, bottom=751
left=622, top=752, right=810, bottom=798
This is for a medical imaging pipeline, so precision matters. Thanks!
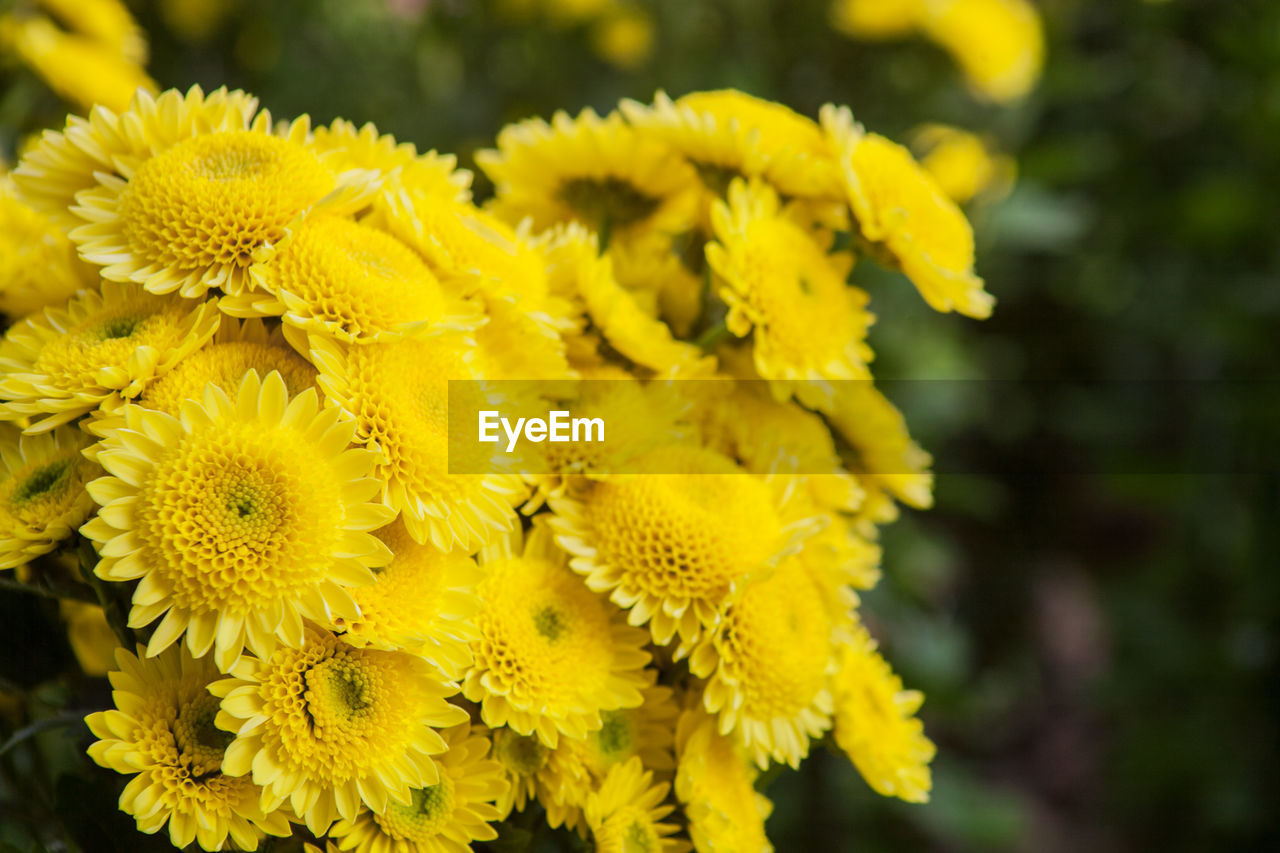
left=0, top=574, right=97, bottom=604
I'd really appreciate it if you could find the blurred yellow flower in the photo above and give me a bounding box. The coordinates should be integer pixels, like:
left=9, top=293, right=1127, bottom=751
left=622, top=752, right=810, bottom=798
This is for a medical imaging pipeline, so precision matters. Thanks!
left=0, top=424, right=97, bottom=569
left=0, top=15, right=153, bottom=113
left=912, top=123, right=1017, bottom=205
left=590, top=5, right=655, bottom=69
left=923, top=0, right=1045, bottom=103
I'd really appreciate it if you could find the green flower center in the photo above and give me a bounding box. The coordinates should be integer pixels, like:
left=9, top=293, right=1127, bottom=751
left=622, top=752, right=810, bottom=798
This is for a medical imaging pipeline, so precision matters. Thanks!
left=11, top=458, right=72, bottom=506
left=558, top=177, right=660, bottom=229
left=533, top=604, right=566, bottom=642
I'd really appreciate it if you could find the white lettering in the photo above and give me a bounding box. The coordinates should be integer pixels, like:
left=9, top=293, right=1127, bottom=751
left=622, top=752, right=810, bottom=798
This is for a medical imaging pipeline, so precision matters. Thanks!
left=478, top=411, right=500, bottom=443
left=479, top=411, right=606, bottom=452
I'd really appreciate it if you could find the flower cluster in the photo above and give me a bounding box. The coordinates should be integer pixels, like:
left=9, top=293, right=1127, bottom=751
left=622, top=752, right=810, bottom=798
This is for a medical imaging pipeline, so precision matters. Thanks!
left=0, top=84, right=992, bottom=850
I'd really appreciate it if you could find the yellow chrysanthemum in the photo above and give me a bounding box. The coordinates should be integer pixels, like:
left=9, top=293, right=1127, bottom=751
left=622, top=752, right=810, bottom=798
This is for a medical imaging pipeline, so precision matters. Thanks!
left=86, top=645, right=291, bottom=851
left=689, top=556, right=836, bottom=768
left=0, top=176, right=94, bottom=318
left=584, top=757, right=689, bottom=853
left=540, top=224, right=715, bottom=378
left=328, top=724, right=508, bottom=853
left=144, top=317, right=312, bottom=410
left=830, top=0, right=921, bottom=39
left=922, top=0, right=1044, bottom=103
left=590, top=5, right=655, bottom=70
left=0, top=423, right=97, bottom=568
left=707, top=179, right=873, bottom=398
left=544, top=681, right=679, bottom=833
left=79, top=371, right=394, bottom=671
left=35, top=0, right=148, bottom=63
left=0, top=15, right=154, bottom=114
left=550, top=444, right=792, bottom=651
left=310, top=118, right=472, bottom=206
left=70, top=110, right=371, bottom=298
left=831, top=624, right=936, bottom=802
left=11, top=86, right=259, bottom=231
left=822, top=105, right=994, bottom=319
left=675, top=710, right=774, bottom=853
left=912, top=123, right=1016, bottom=205
left=60, top=600, right=118, bottom=675
left=309, top=333, right=526, bottom=551
left=488, top=726, right=555, bottom=819
left=477, top=107, right=697, bottom=249
left=212, top=627, right=469, bottom=836
left=335, top=518, right=481, bottom=680
left=0, top=281, right=219, bottom=431
left=463, top=521, right=650, bottom=746
left=819, top=379, right=934, bottom=512
left=222, top=213, right=481, bottom=343
left=622, top=89, right=838, bottom=207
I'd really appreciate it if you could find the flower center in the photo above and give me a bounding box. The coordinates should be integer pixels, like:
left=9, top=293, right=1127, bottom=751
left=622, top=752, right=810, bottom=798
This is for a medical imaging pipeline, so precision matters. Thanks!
left=494, top=729, right=548, bottom=775
left=532, top=604, right=567, bottom=642
left=376, top=777, right=457, bottom=841
left=11, top=459, right=72, bottom=506
left=173, top=693, right=232, bottom=777
left=595, top=711, right=635, bottom=762
left=558, top=176, right=660, bottom=228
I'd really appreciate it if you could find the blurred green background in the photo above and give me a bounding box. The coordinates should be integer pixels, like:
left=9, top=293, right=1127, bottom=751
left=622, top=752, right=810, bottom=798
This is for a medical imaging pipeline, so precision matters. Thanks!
left=2, top=0, right=1278, bottom=850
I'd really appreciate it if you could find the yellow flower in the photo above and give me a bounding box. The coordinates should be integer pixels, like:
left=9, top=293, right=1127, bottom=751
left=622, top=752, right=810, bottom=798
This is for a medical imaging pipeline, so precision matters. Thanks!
left=0, top=423, right=97, bottom=569
left=92, top=316, right=316, bottom=426
left=912, top=123, right=1016, bottom=205
left=0, top=16, right=154, bottom=114
left=0, top=281, right=219, bottom=432
left=336, top=518, right=482, bottom=680
left=0, top=176, right=94, bottom=318
left=621, top=89, right=837, bottom=206
left=584, top=757, right=689, bottom=853
left=831, top=624, right=936, bottom=802
left=328, top=724, right=509, bottom=853
left=819, top=379, right=934, bottom=512
left=35, top=0, right=148, bottom=63
left=60, top=600, right=118, bottom=675
left=590, top=6, right=655, bottom=70
left=69, top=96, right=374, bottom=298
left=922, top=0, right=1045, bottom=103
left=544, top=681, right=680, bottom=833
left=830, top=0, right=921, bottom=39
left=488, top=726, right=556, bottom=819
left=463, top=520, right=651, bottom=747
left=688, top=557, right=836, bottom=768
left=310, top=118, right=472, bottom=207
left=11, top=86, right=258, bottom=231
left=675, top=710, right=774, bottom=853
left=706, top=179, right=873, bottom=396
left=476, top=107, right=697, bottom=250
left=222, top=213, right=482, bottom=343
left=540, top=224, right=715, bottom=377
left=309, top=333, right=526, bottom=551
left=550, top=445, right=792, bottom=651
left=212, top=627, right=469, bottom=836
left=79, top=371, right=394, bottom=671
left=822, top=105, right=994, bottom=319
left=85, top=645, right=291, bottom=851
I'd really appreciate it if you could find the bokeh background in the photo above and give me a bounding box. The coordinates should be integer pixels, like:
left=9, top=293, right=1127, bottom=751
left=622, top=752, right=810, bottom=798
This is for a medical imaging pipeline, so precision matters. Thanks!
left=2, top=0, right=1278, bottom=851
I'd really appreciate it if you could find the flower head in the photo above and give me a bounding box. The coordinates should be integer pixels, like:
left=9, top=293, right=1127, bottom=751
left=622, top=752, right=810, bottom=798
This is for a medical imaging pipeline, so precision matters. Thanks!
left=86, top=645, right=291, bottom=851
left=336, top=518, right=482, bottom=679
left=689, top=557, right=837, bottom=768
left=583, top=757, right=689, bottom=853
left=463, top=521, right=651, bottom=746
left=675, top=710, right=774, bottom=852
left=477, top=107, right=697, bottom=250
left=822, top=106, right=993, bottom=319
left=831, top=624, right=936, bottom=802
left=328, top=724, right=509, bottom=853
left=0, top=424, right=98, bottom=569
left=80, top=370, right=394, bottom=671
left=213, top=628, right=469, bottom=835
left=310, top=333, right=526, bottom=551
left=707, top=179, right=873, bottom=395
left=0, top=177, right=93, bottom=318
left=0, top=281, right=219, bottom=431
left=551, top=445, right=791, bottom=651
